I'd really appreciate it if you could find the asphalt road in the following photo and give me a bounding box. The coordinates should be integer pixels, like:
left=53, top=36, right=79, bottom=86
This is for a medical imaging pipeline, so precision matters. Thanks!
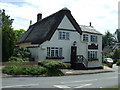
left=1, top=71, right=118, bottom=89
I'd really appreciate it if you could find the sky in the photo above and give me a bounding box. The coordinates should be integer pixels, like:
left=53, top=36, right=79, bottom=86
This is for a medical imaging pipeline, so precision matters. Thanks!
left=0, top=0, right=119, bottom=34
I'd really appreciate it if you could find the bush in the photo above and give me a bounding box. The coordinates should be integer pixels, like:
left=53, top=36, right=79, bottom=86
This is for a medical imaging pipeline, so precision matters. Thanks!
left=2, top=65, right=47, bottom=76
left=45, top=68, right=64, bottom=76
left=39, top=60, right=68, bottom=76
left=2, top=60, right=68, bottom=76
left=113, top=49, right=120, bottom=63
left=40, top=60, right=67, bottom=69
left=8, top=56, right=23, bottom=62
left=116, top=59, right=120, bottom=66
left=9, top=47, right=31, bottom=62
left=8, top=57, right=30, bottom=62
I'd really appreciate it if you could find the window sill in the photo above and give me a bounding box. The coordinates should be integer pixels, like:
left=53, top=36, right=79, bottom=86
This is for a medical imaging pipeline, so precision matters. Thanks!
left=88, top=59, right=99, bottom=61
left=46, top=57, right=64, bottom=59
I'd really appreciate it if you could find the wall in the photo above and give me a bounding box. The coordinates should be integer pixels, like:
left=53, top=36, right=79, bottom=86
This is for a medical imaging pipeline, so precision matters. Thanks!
left=81, top=32, right=102, bottom=67
left=28, top=15, right=102, bottom=68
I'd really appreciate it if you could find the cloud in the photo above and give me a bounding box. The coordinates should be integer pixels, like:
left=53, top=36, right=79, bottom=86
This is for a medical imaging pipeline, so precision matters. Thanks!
left=0, top=0, right=119, bottom=34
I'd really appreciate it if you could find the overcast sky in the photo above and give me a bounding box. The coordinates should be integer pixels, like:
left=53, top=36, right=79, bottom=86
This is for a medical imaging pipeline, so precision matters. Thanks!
left=1, top=0, right=119, bottom=34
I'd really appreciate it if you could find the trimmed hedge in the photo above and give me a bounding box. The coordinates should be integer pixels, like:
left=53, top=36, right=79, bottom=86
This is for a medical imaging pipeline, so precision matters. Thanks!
left=40, top=60, right=67, bottom=69
left=2, top=65, right=47, bottom=76
left=2, top=60, right=69, bottom=76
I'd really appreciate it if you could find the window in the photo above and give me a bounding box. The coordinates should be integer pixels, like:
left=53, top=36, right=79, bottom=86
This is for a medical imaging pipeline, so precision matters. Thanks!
left=59, top=31, right=69, bottom=40
left=47, top=47, right=63, bottom=57
left=91, top=35, right=97, bottom=42
left=88, top=51, right=97, bottom=59
left=83, top=34, right=88, bottom=42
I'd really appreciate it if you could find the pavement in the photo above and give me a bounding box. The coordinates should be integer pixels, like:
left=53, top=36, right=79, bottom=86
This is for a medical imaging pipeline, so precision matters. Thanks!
left=61, top=66, right=118, bottom=75
left=0, top=65, right=118, bottom=78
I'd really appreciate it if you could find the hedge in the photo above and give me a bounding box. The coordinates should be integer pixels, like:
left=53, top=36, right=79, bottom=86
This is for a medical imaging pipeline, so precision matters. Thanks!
left=40, top=60, right=67, bottom=69
left=2, top=65, right=47, bottom=76
left=2, top=60, right=69, bottom=76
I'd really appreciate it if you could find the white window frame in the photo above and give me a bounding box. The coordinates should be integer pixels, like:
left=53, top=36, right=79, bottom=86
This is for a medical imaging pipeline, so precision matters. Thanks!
left=88, top=51, right=97, bottom=59
left=47, top=47, right=63, bottom=57
left=59, top=31, right=69, bottom=40
left=83, top=34, right=88, bottom=42
left=90, top=35, right=97, bottom=42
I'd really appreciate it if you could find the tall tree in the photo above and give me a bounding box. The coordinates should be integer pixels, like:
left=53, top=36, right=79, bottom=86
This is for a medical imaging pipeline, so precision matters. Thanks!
left=115, top=29, right=120, bottom=42
left=14, top=29, right=26, bottom=41
left=102, top=31, right=116, bottom=49
left=1, top=9, right=16, bottom=61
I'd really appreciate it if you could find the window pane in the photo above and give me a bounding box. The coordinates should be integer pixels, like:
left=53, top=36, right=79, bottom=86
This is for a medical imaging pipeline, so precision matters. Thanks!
left=88, top=51, right=97, bottom=59
left=59, top=48, right=62, bottom=57
left=51, top=50, right=54, bottom=57
left=91, top=35, right=97, bottom=42
left=47, top=47, right=50, bottom=56
left=47, top=47, right=63, bottom=57
left=55, top=49, right=59, bottom=57
left=83, top=34, right=88, bottom=42
left=59, top=31, right=69, bottom=40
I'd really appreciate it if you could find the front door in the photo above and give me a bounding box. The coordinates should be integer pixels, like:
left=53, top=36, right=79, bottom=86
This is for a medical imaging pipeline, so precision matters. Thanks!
left=71, top=46, right=77, bottom=68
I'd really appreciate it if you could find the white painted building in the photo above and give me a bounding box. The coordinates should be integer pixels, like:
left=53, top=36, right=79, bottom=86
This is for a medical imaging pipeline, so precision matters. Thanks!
left=17, top=8, right=103, bottom=69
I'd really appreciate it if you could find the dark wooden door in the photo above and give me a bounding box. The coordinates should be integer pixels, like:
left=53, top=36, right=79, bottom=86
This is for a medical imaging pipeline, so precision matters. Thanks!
left=71, top=46, right=77, bottom=69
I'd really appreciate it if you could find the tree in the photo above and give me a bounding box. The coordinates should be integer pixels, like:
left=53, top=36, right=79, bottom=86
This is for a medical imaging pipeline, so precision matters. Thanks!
left=14, top=29, right=26, bottom=41
left=112, top=48, right=120, bottom=63
left=1, top=9, right=16, bottom=61
left=115, top=29, right=120, bottom=42
left=102, top=31, right=116, bottom=49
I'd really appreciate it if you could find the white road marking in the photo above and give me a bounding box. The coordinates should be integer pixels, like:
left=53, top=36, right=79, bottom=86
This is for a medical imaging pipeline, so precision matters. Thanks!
left=2, top=84, right=39, bottom=88
left=54, top=85, right=71, bottom=88
left=60, top=79, right=97, bottom=84
left=75, top=84, right=92, bottom=88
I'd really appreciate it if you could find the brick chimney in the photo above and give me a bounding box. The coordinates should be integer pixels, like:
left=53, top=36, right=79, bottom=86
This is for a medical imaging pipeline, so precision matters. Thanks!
left=37, top=13, right=42, bottom=22
left=90, top=22, right=92, bottom=26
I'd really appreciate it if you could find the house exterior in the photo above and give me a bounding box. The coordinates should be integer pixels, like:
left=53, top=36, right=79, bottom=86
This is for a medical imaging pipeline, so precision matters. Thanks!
left=17, top=8, right=103, bottom=69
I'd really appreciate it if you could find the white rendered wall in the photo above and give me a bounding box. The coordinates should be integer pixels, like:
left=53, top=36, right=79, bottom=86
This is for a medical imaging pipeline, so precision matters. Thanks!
left=28, top=15, right=102, bottom=68
left=58, top=15, right=76, bottom=30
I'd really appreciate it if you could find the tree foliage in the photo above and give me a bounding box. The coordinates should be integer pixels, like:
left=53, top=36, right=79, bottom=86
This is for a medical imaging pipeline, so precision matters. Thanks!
left=1, top=9, right=16, bottom=61
left=115, top=29, right=120, bottom=42
left=14, top=29, right=26, bottom=41
left=112, top=48, right=120, bottom=63
left=102, top=31, right=116, bottom=49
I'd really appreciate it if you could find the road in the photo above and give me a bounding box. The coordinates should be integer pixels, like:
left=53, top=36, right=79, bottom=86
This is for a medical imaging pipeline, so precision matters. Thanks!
left=1, top=71, right=118, bottom=89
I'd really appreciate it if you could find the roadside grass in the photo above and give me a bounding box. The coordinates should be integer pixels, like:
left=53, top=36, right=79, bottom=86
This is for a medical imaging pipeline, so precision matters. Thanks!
left=100, top=86, right=120, bottom=90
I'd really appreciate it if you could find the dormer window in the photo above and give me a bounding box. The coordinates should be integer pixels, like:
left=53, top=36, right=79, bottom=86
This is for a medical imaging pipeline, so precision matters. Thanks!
left=91, top=35, right=97, bottom=42
left=83, top=34, right=88, bottom=42
left=59, top=31, right=69, bottom=40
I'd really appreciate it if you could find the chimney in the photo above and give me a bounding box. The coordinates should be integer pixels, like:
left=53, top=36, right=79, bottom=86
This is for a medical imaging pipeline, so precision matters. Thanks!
left=37, top=13, right=42, bottom=22
left=89, top=22, right=93, bottom=28
left=30, top=20, right=32, bottom=25
left=90, top=22, right=92, bottom=26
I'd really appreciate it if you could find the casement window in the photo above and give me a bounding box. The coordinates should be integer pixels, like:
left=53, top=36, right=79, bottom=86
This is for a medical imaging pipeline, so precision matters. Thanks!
left=83, top=34, right=88, bottom=42
left=91, top=35, right=97, bottom=42
left=88, top=51, right=97, bottom=59
left=47, top=47, right=63, bottom=57
left=59, top=31, right=69, bottom=40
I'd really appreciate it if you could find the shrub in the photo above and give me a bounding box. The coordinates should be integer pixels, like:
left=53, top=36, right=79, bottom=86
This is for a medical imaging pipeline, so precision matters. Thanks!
left=8, top=56, right=23, bottom=62
left=39, top=60, right=68, bottom=76
left=2, top=65, right=47, bottom=76
left=9, top=47, right=31, bottom=62
left=40, top=60, right=67, bottom=69
left=113, top=49, right=120, bottom=63
left=116, top=59, right=120, bottom=66
left=45, top=68, right=64, bottom=76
